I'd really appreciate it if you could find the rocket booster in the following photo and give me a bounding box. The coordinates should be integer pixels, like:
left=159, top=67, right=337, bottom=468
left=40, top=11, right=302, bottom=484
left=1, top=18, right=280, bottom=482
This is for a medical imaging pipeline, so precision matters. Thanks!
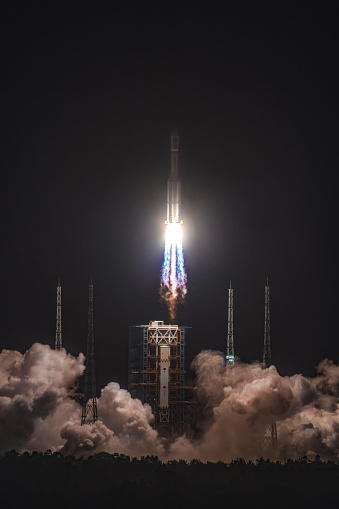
left=166, top=129, right=181, bottom=224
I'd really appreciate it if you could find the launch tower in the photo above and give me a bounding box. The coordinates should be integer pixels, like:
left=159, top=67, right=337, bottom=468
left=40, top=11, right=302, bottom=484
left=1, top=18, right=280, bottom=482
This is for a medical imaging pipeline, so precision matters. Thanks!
left=55, top=278, right=62, bottom=350
left=226, top=281, right=234, bottom=364
left=261, top=278, right=278, bottom=449
left=128, top=321, right=189, bottom=435
left=263, top=277, right=271, bottom=367
left=81, top=278, right=98, bottom=425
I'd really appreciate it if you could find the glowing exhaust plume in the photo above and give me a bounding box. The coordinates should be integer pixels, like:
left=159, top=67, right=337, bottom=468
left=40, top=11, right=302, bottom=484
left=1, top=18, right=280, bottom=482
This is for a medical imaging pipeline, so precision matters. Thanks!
left=161, top=222, right=187, bottom=322
left=160, top=130, right=187, bottom=321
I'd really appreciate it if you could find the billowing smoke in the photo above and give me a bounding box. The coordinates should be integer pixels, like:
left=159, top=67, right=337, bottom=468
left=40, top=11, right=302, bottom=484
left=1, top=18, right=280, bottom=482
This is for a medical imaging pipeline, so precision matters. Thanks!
left=0, top=343, right=84, bottom=453
left=169, top=351, right=339, bottom=462
left=60, top=383, right=164, bottom=457
left=1, top=344, right=339, bottom=462
left=0, top=344, right=163, bottom=457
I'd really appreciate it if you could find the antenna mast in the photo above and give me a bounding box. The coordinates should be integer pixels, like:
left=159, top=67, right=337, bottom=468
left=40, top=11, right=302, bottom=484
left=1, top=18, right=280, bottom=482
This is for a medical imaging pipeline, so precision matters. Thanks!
left=226, top=281, right=234, bottom=364
left=55, top=278, right=62, bottom=350
left=81, top=278, right=98, bottom=425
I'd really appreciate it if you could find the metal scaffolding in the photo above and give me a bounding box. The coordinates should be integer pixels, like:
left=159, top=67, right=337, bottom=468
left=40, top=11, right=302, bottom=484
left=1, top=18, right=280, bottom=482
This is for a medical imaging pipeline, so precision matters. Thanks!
left=55, top=278, right=62, bottom=350
left=81, top=278, right=98, bottom=425
left=261, top=277, right=278, bottom=450
left=263, top=277, right=271, bottom=368
left=226, top=281, right=234, bottom=364
left=261, top=421, right=278, bottom=450
left=128, top=321, right=190, bottom=436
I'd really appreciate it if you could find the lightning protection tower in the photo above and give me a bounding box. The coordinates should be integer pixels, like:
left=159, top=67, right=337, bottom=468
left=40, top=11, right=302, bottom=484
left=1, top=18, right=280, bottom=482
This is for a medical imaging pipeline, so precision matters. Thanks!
left=263, top=277, right=271, bottom=367
left=55, top=278, right=62, bottom=350
left=261, top=277, right=278, bottom=450
left=226, top=281, right=234, bottom=364
left=81, top=278, right=98, bottom=425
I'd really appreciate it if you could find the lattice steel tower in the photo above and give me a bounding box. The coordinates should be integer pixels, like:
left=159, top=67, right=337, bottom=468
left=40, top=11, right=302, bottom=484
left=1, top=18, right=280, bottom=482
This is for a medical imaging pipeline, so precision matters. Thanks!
left=55, top=278, right=62, bottom=350
left=263, top=277, right=271, bottom=367
left=81, top=278, right=98, bottom=425
left=226, top=281, right=234, bottom=364
left=261, top=277, right=277, bottom=450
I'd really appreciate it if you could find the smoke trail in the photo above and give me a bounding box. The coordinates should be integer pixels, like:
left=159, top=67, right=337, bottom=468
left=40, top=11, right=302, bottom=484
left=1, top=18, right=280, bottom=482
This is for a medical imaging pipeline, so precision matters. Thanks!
left=160, top=222, right=187, bottom=322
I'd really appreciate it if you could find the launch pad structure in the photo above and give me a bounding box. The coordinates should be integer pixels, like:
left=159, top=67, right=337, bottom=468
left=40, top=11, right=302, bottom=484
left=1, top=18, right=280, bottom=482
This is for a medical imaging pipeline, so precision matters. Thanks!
left=81, top=278, right=98, bottom=425
left=128, top=321, right=190, bottom=436
left=55, top=278, right=62, bottom=350
left=226, top=281, right=234, bottom=364
left=261, top=278, right=278, bottom=450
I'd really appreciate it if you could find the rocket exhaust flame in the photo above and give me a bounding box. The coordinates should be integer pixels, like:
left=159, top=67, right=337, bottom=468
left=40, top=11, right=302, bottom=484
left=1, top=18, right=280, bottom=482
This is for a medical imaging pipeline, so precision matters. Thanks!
left=160, top=131, right=187, bottom=321
left=161, top=223, right=187, bottom=322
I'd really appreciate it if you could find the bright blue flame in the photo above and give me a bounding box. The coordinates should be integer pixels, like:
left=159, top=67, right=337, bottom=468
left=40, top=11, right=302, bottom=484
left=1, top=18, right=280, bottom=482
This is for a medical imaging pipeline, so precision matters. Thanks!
left=162, top=243, right=171, bottom=284
left=160, top=223, right=187, bottom=318
left=176, top=243, right=186, bottom=287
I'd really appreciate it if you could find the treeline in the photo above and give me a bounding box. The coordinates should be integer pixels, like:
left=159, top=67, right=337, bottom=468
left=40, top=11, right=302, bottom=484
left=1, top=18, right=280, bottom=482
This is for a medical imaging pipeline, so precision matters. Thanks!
left=0, top=450, right=338, bottom=508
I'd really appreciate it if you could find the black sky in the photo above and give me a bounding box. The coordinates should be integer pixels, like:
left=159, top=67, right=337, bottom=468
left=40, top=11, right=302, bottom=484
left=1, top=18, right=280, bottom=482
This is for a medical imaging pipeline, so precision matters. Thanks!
left=1, top=4, right=337, bottom=391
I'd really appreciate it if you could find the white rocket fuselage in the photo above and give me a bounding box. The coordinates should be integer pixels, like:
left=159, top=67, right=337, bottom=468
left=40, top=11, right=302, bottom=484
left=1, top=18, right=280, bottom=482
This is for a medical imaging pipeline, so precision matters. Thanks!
left=166, top=130, right=181, bottom=224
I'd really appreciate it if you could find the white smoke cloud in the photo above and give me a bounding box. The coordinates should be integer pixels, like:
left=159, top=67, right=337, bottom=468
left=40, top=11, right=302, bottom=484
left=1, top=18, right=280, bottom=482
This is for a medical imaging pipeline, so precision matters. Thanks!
left=168, top=352, right=339, bottom=462
left=0, top=343, right=84, bottom=453
left=97, top=382, right=164, bottom=456
left=61, top=421, right=116, bottom=455
left=1, top=344, right=339, bottom=462
left=0, top=343, right=164, bottom=458
left=60, top=383, right=165, bottom=457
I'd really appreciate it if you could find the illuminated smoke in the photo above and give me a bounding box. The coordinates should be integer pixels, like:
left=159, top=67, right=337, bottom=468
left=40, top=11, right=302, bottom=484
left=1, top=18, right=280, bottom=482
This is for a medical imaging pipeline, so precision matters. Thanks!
left=0, top=343, right=84, bottom=453
left=169, top=352, right=339, bottom=463
left=160, top=222, right=187, bottom=322
left=0, top=343, right=164, bottom=458
left=2, top=343, right=339, bottom=462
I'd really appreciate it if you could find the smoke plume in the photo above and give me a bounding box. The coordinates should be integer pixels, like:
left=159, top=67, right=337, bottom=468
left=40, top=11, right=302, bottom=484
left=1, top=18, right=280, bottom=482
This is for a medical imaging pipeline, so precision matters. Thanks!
left=1, top=344, right=339, bottom=462
left=169, top=351, right=339, bottom=462
left=0, top=343, right=84, bottom=453
left=0, top=343, right=164, bottom=457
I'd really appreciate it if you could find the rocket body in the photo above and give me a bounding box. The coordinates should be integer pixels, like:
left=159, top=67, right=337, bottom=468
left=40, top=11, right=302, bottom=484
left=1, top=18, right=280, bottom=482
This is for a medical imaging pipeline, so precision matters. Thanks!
left=161, top=130, right=187, bottom=322
left=166, top=130, right=181, bottom=224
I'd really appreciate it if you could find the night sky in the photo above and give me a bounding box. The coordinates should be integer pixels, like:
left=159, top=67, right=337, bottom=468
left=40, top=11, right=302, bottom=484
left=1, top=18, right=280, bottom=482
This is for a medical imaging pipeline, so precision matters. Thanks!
left=1, top=5, right=337, bottom=392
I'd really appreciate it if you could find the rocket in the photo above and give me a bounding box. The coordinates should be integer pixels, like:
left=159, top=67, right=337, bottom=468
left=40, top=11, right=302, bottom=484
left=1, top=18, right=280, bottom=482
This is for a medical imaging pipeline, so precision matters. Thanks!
left=166, top=129, right=181, bottom=224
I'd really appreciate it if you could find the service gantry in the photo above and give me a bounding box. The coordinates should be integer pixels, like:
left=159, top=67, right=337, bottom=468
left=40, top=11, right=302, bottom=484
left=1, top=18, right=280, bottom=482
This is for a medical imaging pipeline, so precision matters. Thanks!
left=55, top=278, right=62, bottom=350
left=261, top=277, right=278, bottom=450
left=226, top=281, right=234, bottom=364
left=81, top=278, right=98, bottom=425
left=128, top=321, right=190, bottom=436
